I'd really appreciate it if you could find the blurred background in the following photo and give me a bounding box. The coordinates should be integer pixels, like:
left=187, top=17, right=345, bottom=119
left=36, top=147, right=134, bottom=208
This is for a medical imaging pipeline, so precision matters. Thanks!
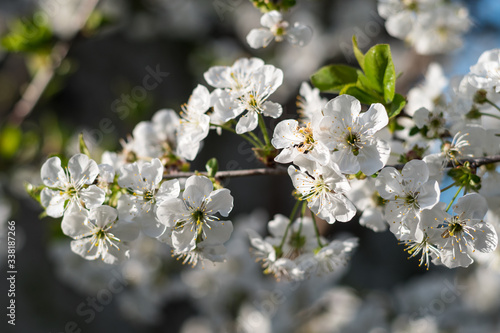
left=1, top=0, right=500, bottom=332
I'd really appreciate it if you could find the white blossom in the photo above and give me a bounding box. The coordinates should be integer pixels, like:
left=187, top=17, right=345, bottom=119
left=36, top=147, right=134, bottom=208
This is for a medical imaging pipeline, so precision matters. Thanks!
left=117, top=158, right=180, bottom=237
left=288, top=155, right=356, bottom=224
left=317, top=95, right=390, bottom=176
left=156, top=176, right=233, bottom=257
left=176, top=85, right=212, bottom=161
left=246, top=10, right=312, bottom=49
left=376, top=159, right=440, bottom=241
left=40, top=154, right=105, bottom=218
left=427, top=194, right=498, bottom=268
left=61, top=205, right=139, bottom=264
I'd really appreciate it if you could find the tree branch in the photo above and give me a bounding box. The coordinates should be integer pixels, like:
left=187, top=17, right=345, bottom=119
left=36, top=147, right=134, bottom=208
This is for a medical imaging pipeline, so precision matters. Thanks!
left=8, top=0, right=100, bottom=126
left=163, top=155, right=500, bottom=179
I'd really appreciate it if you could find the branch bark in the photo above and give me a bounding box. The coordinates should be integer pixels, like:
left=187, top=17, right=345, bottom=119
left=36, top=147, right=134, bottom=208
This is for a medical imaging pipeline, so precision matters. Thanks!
left=163, top=155, right=500, bottom=179
left=8, top=0, right=100, bottom=126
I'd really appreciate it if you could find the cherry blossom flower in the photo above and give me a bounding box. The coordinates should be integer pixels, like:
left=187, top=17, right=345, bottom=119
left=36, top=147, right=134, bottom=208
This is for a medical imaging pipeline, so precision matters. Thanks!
left=376, top=159, right=440, bottom=241
left=215, top=64, right=283, bottom=134
left=176, top=85, right=211, bottom=160
left=156, top=176, right=233, bottom=254
left=61, top=205, right=139, bottom=264
left=204, top=57, right=265, bottom=96
left=117, top=158, right=180, bottom=237
left=40, top=154, right=105, bottom=218
left=132, top=109, right=180, bottom=159
left=468, top=49, right=500, bottom=93
left=288, top=156, right=356, bottom=224
left=246, top=10, right=312, bottom=49
left=271, top=119, right=330, bottom=165
left=296, top=81, right=327, bottom=124
left=426, top=194, right=498, bottom=268
left=316, top=95, right=390, bottom=176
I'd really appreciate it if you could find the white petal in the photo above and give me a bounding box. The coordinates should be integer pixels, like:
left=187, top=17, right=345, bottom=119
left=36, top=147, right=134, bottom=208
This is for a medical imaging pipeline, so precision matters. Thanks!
left=41, top=188, right=67, bottom=218
left=202, top=220, right=233, bottom=245
left=206, top=188, right=233, bottom=217
left=89, top=205, right=117, bottom=228
left=268, top=214, right=289, bottom=238
left=454, top=193, right=488, bottom=221
left=68, top=154, right=99, bottom=185
left=41, top=156, right=67, bottom=188
left=156, top=198, right=187, bottom=228
left=357, top=139, right=390, bottom=176
left=98, top=163, right=115, bottom=183
left=322, top=94, right=361, bottom=120
left=70, top=238, right=99, bottom=261
left=402, top=159, right=430, bottom=187
left=185, top=175, right=213, bottom=197
left=246, top=28, right=275, bottom=49
left=271, top=119, right=301, bottom=149
left=385, top=11, right=414, bottom=39
left=358, top=103, right=388, bottom=136
left=156, top=179, right=181, bottom=203
left=473, top=223, right=498, bottom=253
left=416, top=180, right=440, bottom=210
left=140, top=158, right=164, bottom=187
left=236, top=111, right=259, bottom=134
left=172, top=227, right=196, bottom=252
left=188, top=84, right=211, bottom=112
left=61, top=209, right=91, bottom=238
left=260, top=10, right=282, bottom=28
left=262, top=101, right=283, bottom=118
left=79, top=185, right=106, bottom=209
left=376, top=167, right=404, bottom=199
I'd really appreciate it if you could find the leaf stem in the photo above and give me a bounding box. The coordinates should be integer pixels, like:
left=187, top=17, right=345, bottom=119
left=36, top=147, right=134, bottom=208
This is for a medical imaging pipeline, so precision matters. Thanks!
left=485, top=98, right=500, bottom=113
left=310, top=211, right=324, bottom=248
left=480, top=112, right=500, bottom=121
left=445, top=185, right=464, bottom=212
left=258, top=113, right=271, bottom=147
left=278, top=200, right=301, bottom=250
left=440, top=183, right=455, bottom=192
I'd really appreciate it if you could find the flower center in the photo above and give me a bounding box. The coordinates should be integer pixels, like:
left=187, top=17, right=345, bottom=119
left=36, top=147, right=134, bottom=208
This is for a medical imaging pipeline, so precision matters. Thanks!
left=345, top=127, right=362, bottom=156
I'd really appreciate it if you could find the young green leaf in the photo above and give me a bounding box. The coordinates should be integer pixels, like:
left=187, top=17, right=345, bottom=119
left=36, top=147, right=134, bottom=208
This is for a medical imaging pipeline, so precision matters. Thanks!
left=387, top=93, right=406, bottom=118
left=363, top=44, right=396, bottom=103
left=79, top=133, right=91, bottom=157
left=205, top=158, right=219, bottom=177
left=310, top=64, right=358, bottom=92
left=352, top=36, right=365, bottom=71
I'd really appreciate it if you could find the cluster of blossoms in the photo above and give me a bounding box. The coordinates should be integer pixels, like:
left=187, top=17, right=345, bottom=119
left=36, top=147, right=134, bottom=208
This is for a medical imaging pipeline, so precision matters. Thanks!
left=34, top=46, right=500, bottom=279
left=377, top=0, right=471, bottom=55
left=40, top=153, right=234, bottom=266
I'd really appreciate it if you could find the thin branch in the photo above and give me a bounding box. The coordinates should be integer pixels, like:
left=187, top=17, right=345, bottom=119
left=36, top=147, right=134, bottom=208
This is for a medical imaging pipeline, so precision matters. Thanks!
left=163, top=155, right=500, bottom=179
left=8, top=0, right=100, bottom=126
left=164, top=166, right=288, bottom=179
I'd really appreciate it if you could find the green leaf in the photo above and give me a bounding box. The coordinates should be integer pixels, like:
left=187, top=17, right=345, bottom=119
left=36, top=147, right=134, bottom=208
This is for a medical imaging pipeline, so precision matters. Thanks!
left=386, top=93, right=406, bottom=118
left=25, top=182, right=44, bottom=204
left=352, top=36, right=365, bottom=71
left=340, top=83, right=383, bottom=105
left=363, top=44, right=396, bottom=103
left=205, top=158, right=219, bottom=177
left=79, top=133, right=91, bottom=157
left=409, top=126, right=420, bottom=136
left=310, top=64, right=358, bottom=92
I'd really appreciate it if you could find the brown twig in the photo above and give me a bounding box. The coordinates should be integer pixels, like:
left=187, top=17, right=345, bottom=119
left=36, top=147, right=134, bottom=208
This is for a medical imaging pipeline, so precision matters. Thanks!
left=8, top=0, right=100, bottom=126
left=163, top=155, right=500, bottom=179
